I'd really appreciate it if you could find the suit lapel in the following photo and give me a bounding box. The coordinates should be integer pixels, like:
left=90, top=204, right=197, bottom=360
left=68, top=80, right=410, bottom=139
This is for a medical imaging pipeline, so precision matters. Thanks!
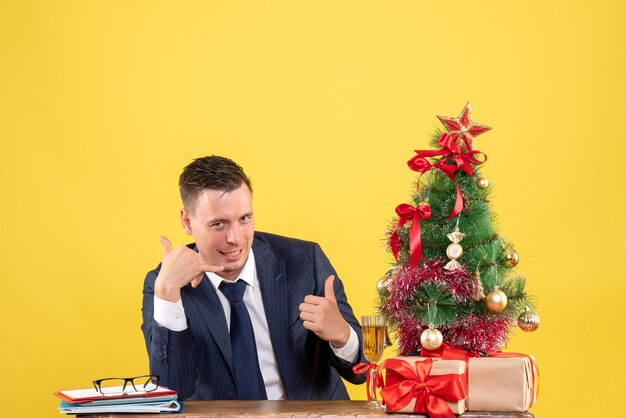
left=253, top=238, right=289, bottom=385
left=184, top=249, right=235, bottom=382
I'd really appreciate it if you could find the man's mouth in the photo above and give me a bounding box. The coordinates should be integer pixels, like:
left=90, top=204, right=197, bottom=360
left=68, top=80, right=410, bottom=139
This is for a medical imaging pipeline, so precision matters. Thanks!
left=220, top=249, right=243, bottom=257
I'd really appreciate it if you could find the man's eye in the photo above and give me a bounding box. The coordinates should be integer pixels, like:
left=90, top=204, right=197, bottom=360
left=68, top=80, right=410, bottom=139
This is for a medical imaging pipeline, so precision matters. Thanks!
left=211, top=222, right=225, bottom=229
left=241, top=215, right=252, bottom=222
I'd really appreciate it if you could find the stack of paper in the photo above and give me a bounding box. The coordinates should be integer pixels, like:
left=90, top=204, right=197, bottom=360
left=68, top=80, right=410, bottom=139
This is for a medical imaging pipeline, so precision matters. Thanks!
left=54, top=385, right=181, bottom=414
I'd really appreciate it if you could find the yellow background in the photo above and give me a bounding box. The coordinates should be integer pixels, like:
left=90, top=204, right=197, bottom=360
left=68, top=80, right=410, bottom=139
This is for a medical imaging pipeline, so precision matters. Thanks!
left=1, top=1, right=624, bottom=417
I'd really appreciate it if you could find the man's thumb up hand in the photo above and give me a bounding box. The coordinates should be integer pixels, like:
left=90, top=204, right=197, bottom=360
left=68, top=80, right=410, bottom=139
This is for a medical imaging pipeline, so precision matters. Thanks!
left=299, top=274, right=349, bottom=347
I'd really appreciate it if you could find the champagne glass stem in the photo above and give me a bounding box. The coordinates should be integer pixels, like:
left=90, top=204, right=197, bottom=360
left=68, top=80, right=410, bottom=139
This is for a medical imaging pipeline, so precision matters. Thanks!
left=369, top=366, right=377, bottom=403
left=367, top=364, right=383, bottom=409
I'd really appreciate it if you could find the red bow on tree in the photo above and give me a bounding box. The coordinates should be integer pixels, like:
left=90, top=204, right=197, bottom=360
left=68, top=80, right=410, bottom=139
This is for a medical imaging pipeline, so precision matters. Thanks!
left=407, top=133, right=487, bottom=219
left=390, top=201, right=431, bottom=267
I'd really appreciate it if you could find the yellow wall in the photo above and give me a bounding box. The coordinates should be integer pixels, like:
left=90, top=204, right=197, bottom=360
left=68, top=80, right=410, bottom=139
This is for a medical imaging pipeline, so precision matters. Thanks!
left=1, top=1, right=624, bottom=417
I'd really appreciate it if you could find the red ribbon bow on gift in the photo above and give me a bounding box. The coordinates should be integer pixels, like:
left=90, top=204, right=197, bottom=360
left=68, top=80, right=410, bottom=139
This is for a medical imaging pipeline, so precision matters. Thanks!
left=377, top=358, right=466, bottom=418
left=420, top=343, right=476, bottom=394
left=390, top=201, right=431, bottom=267
left=407, top=133, right=487, bottom=219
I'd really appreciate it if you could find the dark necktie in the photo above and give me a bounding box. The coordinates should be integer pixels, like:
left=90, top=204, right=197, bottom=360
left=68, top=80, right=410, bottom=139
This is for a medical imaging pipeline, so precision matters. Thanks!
left=219, top=280, right=268, bottom=400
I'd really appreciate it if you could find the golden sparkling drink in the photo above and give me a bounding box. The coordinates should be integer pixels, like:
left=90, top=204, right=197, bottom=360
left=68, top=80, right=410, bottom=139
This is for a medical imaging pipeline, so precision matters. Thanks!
left=362, top=325, right=385, bottom=363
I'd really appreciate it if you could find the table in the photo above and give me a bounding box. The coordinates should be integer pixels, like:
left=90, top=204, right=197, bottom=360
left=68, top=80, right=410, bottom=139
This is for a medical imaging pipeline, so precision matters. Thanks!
left=84, top=400, right=534, bottom=418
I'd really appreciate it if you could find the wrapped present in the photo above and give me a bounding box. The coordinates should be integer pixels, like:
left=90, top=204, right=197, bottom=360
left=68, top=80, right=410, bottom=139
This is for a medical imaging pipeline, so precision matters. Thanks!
left=376, top=356, right=467, bottom=418
left=468, top=353, right=538, bottom=412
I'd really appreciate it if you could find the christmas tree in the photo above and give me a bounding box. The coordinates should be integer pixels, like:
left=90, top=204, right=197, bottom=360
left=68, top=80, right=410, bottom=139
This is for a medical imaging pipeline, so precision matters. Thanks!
left=380, top=103, right=539, bottom=356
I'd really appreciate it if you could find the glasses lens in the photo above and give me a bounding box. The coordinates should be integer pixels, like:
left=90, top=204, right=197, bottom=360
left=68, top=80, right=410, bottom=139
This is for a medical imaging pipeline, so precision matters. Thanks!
left=96, top=378, right=128, bottom=395
left=133, top=375, right=158, bottom=392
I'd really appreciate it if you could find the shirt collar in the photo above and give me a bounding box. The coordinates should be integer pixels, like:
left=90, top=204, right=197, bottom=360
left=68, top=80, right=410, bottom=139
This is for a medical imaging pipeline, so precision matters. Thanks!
left=206, top=249, right=257, bottom=289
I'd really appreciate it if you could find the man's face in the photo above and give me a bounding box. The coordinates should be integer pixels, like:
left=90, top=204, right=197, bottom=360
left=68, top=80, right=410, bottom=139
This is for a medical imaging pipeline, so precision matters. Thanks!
left=181, top=184, right=254, bottom=281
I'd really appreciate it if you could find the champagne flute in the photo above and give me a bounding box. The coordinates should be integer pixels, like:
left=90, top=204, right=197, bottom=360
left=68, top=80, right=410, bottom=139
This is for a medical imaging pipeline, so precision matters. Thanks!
left=361, top=315, right=386, bottom=409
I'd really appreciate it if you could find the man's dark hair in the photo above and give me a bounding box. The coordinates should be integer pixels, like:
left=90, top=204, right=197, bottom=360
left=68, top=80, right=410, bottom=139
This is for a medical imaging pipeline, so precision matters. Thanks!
left=179, top=156, right=252, bottom=211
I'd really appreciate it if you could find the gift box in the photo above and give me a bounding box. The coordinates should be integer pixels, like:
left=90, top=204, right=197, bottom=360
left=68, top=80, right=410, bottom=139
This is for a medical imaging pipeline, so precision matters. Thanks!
left=467, top=354, right=538, bottom=412
left=377, top=356, right=467, bottom=417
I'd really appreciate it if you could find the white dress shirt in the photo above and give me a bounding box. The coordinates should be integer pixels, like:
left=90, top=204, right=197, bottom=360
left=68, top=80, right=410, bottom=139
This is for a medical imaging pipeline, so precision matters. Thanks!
left=153, top=249, right=359, bottom=400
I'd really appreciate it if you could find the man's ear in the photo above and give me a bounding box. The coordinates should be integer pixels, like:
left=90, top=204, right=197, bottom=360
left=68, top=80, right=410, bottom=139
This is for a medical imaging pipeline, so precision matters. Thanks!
left=180, top=208, right=193, bottom=235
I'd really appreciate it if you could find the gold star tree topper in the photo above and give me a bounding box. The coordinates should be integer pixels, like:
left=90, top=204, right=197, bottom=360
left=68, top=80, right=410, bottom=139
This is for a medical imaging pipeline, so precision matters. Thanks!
left=437, top=102, right=492, bottom=152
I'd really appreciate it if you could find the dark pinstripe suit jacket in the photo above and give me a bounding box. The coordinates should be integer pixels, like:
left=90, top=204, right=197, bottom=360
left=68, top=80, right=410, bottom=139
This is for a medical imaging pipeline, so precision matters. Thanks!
left=141, top=231, right=366, bottom=400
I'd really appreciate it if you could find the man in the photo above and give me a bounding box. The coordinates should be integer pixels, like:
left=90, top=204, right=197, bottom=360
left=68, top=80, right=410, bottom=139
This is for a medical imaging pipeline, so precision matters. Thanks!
left=141, top=156, right=365, bottom=400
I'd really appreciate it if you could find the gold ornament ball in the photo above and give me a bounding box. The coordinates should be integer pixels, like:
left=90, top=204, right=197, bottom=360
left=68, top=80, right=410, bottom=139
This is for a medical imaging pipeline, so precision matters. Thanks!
left=476, top=177, right=489, bottom=189
left=518, top=308, right=540, bottom=332
left=502, top=248, right=520, bottom=267
left=376, top=275, right=394, bottom=297
left=420, top=327, right=443, bottom=350
left=486, top=288, right=508, bottom=312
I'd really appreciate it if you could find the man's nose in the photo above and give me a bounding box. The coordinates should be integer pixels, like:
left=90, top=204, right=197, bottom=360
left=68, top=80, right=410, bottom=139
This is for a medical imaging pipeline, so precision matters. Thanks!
left=226, top=225, right=241, bottom=244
